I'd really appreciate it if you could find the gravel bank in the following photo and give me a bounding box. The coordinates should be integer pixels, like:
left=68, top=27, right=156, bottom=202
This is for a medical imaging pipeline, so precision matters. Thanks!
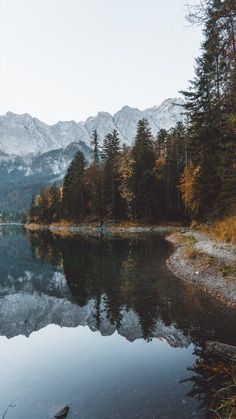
left=166, top=231, right=236, bottom=308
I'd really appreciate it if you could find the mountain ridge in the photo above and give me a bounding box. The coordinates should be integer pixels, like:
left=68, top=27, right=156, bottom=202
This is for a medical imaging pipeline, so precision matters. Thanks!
left=0, top=97, right=184, bottom=156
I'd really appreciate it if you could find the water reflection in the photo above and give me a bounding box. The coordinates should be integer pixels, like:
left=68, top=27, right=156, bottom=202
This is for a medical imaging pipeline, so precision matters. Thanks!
left=0, top=226, right=235, bottom=348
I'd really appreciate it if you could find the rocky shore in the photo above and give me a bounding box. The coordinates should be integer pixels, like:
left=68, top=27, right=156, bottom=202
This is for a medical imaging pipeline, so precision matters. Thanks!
left=166, top=231, right=236, bottom=308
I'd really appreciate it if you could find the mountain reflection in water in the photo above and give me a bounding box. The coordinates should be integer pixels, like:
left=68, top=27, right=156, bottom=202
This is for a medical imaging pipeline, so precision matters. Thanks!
left=0, top=226, right=235, bottom=348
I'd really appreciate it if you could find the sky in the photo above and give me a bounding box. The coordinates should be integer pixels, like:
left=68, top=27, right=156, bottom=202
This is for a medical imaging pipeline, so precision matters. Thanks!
left=0, top=0, right=202, bottom=124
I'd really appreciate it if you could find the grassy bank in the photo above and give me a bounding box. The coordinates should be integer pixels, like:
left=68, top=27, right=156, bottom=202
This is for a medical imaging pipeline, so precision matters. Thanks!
left=192, top=216, right=236, bottom=245
left=193, top=356, right=236, bottom=418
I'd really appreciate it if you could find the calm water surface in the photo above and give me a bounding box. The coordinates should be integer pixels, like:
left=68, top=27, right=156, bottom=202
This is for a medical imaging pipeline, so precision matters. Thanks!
left=0, top=226, right=236, bottom=419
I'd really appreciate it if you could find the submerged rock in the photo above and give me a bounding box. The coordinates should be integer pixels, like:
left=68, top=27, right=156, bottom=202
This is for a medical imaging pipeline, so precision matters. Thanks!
left=54, top=405, right=70, bottom=418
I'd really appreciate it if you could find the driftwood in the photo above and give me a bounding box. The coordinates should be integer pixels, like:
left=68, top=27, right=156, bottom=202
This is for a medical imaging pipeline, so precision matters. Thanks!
left=205, top=341, right=236, bottom=362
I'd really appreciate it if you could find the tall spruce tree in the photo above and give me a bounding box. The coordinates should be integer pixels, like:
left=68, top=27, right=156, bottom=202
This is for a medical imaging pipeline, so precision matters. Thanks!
left=91, top=129, right=100, bottom=165
left=166, top=122, right=187, bottom=213
left=84, top=162, right=103, bottom=220
left=181, top=0, right=236, bottom=219
left=132, top=119, right=157, bottom=220
left=217, top=0, right=236, bottom=215
left=156, top=128, right=169, bottom=156
left=62, top=151, right=86, bottom=222
left=154, top=123, right=187, bottom=219
left=102, top=130, right=122, bottom=219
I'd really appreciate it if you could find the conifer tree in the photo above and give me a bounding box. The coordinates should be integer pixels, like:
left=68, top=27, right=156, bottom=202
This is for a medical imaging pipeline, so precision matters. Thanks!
left=62, top=151, right=85, bottom=222
left=132, top=119, right=157, bottom=219
left=102, top=130, right=122, bottom=219
left=156, top=129, right=169, bottom=156
left=181, top=0, right=236, bottom=218
left=91, top=129, right=100, bottom=165
left=84, top=162, right=102, bottom=220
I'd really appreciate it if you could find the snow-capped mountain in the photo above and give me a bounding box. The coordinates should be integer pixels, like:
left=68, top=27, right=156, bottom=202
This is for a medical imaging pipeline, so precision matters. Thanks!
left=0, top=98, right=184, bottom=212
left=145, top=98, right=185, bottom=131
left=84, top=111, right=124, bottom=144
left=0, top=112, right=91, bottom=155
left=0, top=98, right=184, bottom=156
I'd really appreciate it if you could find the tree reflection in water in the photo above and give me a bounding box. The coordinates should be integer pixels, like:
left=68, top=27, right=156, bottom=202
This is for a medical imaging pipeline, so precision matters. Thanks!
left=27, top=230, right=236, bottom=347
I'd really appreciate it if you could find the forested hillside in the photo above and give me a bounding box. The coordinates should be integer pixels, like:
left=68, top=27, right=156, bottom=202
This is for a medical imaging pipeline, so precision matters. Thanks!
left=28, top=0, right=236, bottom=227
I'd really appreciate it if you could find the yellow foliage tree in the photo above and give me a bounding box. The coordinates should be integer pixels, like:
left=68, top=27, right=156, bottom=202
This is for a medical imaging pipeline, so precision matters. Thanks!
left=117, top=150, right=135, bottom=219
left=154, top=153, right=166, bottom=182
left=180, top=161, right=201, bottom=214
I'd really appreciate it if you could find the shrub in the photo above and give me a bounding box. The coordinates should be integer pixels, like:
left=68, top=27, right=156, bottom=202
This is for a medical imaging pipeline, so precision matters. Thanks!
left=212, top=216, right=236, bottom=245
left=184, top=246, right=199, bottom=259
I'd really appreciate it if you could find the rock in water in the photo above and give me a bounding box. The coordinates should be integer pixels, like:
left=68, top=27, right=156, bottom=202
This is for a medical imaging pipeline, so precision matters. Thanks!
left=54, top=405, right=70, bottom=418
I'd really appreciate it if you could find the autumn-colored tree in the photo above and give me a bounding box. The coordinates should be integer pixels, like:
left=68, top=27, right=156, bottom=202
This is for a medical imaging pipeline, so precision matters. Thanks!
left=27, top=185, right=61, bottom=224
left=180, top=161, right=201, bottom=215
left=117, top=147, right=135, bottom=219
left=154, top=153, right=166, bottom=182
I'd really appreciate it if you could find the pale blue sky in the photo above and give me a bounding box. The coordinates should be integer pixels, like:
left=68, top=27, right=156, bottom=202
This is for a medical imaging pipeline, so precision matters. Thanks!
left=0, top=0, right=202, bottom=123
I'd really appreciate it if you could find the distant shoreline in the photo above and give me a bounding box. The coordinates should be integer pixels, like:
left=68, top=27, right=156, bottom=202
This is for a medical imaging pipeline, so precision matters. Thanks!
left=0, top=222, right=23, bottom=226
left=25, top=222, right=183, bottom=235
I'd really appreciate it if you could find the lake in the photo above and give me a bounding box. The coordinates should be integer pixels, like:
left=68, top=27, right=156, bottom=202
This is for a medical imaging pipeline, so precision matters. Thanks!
left=0, top=225, right=235, bottom=419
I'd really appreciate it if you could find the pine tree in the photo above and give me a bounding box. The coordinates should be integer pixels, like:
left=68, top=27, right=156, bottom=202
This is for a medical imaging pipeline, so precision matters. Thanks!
left=156, top=129, right=169, bottom=156
left=217, top=0, right=236, bottom=216
left=154, top=123, right=187, bottom=218
left=132, top=119, right=157, bottom=220
left=166, top=123, right=187, bottom=214
left=62, top=151, right=86, bottom=222
left=84, top=162, right=102, bottom=220
left=91, top=129, right=100, bottom=165
left=181, top=0, right=236, bottom=219
left=102, top=130, right=122, bottom=219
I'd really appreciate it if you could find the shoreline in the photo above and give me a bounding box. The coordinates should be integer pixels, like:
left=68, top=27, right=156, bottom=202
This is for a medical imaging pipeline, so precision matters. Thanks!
left=166, top=232, right=236, bottom=309
left=25, top=223, right=183, bottom=235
